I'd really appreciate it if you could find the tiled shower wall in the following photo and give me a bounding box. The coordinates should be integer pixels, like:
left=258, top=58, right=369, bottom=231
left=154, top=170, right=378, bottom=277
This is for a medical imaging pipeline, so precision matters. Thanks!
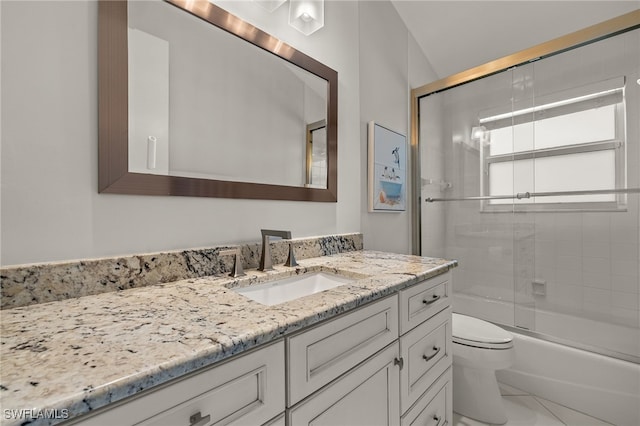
left=420, top=28, right=640, bottom=355
left=532, top=209, right=640, bottom=327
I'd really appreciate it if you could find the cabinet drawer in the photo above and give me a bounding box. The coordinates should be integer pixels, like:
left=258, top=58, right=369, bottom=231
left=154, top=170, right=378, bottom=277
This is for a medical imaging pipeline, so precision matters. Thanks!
left=289, top=343, right=400, bottom=426
left=287, top=295, right=399, bottom=406
left=399, top=271, right=450, bottom=335
left=400, top=307, right=451, bottom=413
left=401, top=368, right=452, bottom=426
left=75, top=341, right=285, bottom=426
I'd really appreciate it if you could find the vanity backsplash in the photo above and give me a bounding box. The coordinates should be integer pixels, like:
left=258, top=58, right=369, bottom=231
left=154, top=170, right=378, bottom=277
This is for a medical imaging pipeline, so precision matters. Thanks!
left=0, top=233, right=363, bottom=310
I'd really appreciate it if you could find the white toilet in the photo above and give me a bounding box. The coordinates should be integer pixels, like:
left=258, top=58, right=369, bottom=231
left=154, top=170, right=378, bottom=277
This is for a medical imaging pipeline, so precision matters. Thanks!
left=452, top=313, right=514, bottom=425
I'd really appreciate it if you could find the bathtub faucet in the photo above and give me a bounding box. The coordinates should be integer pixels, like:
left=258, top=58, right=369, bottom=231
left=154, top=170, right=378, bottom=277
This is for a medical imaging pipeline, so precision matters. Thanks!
left=259, top=229, right=298, bottom=271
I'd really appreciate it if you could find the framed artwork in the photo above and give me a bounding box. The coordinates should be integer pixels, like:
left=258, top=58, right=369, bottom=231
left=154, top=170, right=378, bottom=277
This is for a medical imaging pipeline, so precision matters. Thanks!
left=368, top=121, right=407, bottom=212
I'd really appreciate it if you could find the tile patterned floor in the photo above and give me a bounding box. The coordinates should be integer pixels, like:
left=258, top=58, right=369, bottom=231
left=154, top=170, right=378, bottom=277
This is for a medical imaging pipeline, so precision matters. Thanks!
left=451, top=383, right=614, bottom=426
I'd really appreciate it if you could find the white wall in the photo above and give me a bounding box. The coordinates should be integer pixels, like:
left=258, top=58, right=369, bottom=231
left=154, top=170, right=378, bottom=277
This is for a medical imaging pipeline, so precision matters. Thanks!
left=358, top=0, right=436, bottom=254
left=0, top=1, right=432, bottom=266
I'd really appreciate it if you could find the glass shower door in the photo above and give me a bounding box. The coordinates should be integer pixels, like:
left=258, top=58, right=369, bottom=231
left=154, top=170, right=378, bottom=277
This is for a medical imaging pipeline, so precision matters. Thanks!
left=420, top=69, right=521, bottom=327
left=518, top=30, right=640, bottom=359
left=419, top=27, right=640, bottom=362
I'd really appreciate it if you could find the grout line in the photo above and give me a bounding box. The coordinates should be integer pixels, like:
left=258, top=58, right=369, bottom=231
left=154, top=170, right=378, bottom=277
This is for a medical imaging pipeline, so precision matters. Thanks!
left=532, top=396, right=568, bottom=425
left=533, top=396, right=615, bottom=426
left=458, top=390, right=611, bottom=426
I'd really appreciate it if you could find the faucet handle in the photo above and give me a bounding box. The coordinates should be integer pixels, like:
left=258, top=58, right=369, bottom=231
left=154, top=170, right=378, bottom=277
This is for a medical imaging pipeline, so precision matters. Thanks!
left=219, top=248, right=246, bottom=278
left=284, top=242, right=298, bottom=267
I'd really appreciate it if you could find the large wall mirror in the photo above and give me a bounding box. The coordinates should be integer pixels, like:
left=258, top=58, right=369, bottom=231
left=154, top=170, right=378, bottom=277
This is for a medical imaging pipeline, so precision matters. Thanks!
left=98, top=0, right=338, bottom=201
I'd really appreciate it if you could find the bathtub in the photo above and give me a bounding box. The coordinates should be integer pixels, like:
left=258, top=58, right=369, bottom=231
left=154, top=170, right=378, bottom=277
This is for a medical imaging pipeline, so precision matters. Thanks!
left=454, top=293, right=640, bottom=425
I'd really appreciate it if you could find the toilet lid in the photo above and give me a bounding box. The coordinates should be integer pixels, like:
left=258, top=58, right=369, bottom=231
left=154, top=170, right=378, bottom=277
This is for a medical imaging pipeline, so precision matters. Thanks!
left=452, top=313, right=513, bottom=349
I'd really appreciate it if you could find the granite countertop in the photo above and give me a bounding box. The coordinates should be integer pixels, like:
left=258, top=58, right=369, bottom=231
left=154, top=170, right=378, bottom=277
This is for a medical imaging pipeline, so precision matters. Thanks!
left=0, top=250, right=456, bottom=426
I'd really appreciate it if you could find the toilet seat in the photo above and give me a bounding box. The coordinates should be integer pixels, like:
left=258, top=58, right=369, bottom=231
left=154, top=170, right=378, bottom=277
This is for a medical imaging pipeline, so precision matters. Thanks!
left=452, top=313, right=513, bottom=350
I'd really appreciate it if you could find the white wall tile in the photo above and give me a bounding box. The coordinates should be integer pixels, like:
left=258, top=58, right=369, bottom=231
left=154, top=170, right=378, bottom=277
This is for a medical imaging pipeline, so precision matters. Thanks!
left=612, top=291, right=639, bottom=310
left=547, top=283, right=583, bottom=310
left=583, top=272, right=612, bottom=290
left=556, top=214, right=582, bottom=229
left=583, top=302, right=612, bottom=318
left=583, top=287, right=610, bottom=304
left=612, top=274, right=639, bottom=294
left=582, top=214, right=611, bottom=243
left=556, top=239, right=582, bottom=257
left=556, top=255, right=583, bottom=272
left=534, top=266, right=555, bottom=285
left=582, top=257, right=611, bottom=275
left=583, top=241, right=611, bottom=259
left=611, top=260, right=639, bottom=278
left=611, top=242, right=639, bottom=262
left=611, top=214, right=640, bottom=244
left=582, top=257, right=611, bottom=290
left=556, top=266, right=584, bottom=287
left=611, top=307, right=639, bottom=327
left=557, top=224, right=584, bottom=242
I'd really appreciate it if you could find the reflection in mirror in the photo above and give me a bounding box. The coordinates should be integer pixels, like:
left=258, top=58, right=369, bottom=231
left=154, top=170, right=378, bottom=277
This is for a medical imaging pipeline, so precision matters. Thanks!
left=128, top=1, right=328, bottom=187
left=98, top=0, right=338, bottom=201
left=306, top=120, right=327, bottom=188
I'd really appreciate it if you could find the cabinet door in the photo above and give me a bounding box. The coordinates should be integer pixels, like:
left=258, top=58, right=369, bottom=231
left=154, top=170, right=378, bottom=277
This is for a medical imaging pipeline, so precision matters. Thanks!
left=73, top=341, right=285, bottom=426
left=288, top=295, right=399, bottom=405
left=289, top=343, right=401, bottom=426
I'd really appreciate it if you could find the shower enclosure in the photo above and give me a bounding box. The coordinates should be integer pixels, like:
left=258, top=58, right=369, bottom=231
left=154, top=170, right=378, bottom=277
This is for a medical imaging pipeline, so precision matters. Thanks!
left=413, top=13, right=639, bottom=422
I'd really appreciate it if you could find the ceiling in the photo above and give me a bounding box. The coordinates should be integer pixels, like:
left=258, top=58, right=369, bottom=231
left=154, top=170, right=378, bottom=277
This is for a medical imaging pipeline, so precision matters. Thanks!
left=390, top=1, right=639, bottom=79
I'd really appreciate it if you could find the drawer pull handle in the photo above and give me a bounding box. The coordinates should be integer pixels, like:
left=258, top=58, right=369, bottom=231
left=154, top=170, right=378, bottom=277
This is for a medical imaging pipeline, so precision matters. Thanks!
left=393, top=357, right=404, bottom=370
left=433, top=415, right=444, bottom=426
left=422, top=346, right=441, bottom=362
left=422, top=294, right=441, bottom=305
left=189, top=412, right=211, bottom=426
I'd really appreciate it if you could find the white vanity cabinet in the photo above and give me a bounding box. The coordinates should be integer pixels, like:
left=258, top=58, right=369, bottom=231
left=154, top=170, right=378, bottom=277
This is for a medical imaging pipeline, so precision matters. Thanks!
left=70, top=340, right=285, bottom=426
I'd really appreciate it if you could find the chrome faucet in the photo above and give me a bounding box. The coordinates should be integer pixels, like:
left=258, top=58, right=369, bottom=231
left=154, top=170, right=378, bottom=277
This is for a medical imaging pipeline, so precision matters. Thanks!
left=259, top=229, right=298, bottom=271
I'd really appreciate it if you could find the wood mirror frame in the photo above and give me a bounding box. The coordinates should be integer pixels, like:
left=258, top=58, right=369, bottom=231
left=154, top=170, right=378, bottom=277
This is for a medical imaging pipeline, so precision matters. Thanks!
left=98, top=0, right=338, bottom=201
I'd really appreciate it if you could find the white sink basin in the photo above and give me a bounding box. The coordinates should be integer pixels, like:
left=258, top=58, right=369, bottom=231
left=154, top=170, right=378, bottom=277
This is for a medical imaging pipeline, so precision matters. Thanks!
left=233, top=272, right=355, bottom=306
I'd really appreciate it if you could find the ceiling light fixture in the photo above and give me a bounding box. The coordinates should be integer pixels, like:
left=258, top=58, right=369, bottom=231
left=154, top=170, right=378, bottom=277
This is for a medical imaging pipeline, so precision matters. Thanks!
left=289, top=0, right=324, bottom=35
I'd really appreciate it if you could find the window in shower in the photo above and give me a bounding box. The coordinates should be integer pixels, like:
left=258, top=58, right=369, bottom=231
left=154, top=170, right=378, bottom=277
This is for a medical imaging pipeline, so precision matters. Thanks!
left=480, top=77, right=626, bottom=211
